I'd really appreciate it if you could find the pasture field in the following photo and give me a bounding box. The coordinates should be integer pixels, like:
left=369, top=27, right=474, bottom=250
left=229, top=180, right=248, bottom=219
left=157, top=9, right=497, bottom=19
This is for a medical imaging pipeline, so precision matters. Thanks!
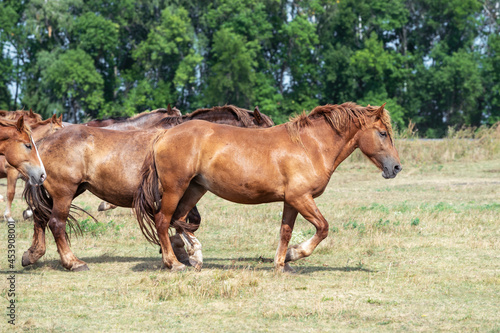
left=1, top=133, right=499, bottom=332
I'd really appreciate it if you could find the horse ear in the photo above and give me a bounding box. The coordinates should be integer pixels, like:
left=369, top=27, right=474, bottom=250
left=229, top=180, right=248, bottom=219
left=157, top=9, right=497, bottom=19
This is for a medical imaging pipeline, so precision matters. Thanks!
left=16, top=116, right=25, bottom=132
left=29, top=108, right=34, bottom=116
left=58, top=114, right=63, bottom=123
left=376, top=103, right=387, bottom=118
left=51, top=114, right=57, bottom=122
left=167, top=104, right=172, bottom=113
left=254, top=106, right=263, bottom=123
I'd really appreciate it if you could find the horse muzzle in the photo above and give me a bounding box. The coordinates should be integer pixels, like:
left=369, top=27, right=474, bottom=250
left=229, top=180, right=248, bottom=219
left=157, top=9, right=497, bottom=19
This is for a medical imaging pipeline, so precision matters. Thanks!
left=382, top=162, right=402, bottom=179
left=26, top=166, right=46, bottom=186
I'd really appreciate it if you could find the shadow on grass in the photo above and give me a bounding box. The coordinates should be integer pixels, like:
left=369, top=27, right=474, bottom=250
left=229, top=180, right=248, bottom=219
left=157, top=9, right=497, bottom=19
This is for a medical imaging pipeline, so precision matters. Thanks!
left=10, top=255, right=374, bottom=274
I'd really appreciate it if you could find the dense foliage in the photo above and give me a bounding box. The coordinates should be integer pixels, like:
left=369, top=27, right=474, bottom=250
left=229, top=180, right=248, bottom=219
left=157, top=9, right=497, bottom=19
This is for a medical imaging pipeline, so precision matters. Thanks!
left=0, top=0, right=498, bottom=136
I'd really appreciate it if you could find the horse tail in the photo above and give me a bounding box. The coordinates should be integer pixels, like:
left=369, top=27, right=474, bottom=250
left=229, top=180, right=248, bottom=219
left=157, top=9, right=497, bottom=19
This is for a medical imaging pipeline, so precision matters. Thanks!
left=23, top=182, right=95, bottom=242
left=133, top=148, right=162, bottom=246
left=133, top=148, right=200, bottom=245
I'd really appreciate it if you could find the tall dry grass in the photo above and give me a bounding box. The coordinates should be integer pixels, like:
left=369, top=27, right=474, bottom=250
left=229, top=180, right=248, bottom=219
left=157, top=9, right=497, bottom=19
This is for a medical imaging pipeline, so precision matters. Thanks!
left=346, top=122, right=500, bottom=166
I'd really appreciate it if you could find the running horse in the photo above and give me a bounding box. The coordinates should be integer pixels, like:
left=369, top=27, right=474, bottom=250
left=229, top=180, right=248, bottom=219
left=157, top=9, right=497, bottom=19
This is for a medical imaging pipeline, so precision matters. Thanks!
left=0, top=117, right=46, bottom=188
left=22, top=105, right=274, bottom=271
left=134, top=102, right=402, bottom=272
left=0, top=114, right=63, bottom=222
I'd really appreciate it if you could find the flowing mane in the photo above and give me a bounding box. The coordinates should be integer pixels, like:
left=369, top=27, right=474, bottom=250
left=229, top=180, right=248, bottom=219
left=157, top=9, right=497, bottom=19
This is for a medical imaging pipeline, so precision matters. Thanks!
left=187, top=105, right=255, bottom=127
left=0, top=118, right=32, bottom=137
left=0, top=109, right=42, bottom=122
left=285, top=102, right=394, bottom=145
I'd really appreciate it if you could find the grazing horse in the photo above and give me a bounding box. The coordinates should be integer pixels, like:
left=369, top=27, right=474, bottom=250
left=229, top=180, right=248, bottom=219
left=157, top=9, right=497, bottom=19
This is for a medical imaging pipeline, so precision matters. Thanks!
left=85, top=106, right=182, bottom=130
left=22, top=105, right=274, bottom=271
left=0, top=115, right=63, bottom=222
left=0, top=117, right=46, bottom=187
left=133, top=102, right=402, bottom=272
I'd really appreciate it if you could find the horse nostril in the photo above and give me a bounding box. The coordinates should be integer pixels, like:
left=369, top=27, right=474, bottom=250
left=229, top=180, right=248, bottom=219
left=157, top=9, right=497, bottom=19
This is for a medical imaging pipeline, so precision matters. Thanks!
left=40, top=173, right=46, bottom=183
left=394, top=164, right=402, bottom=173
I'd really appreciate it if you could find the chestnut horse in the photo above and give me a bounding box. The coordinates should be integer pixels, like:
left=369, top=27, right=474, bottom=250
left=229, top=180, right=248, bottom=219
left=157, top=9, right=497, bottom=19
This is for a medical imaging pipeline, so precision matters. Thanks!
left=0, top=117, right=46, bottom=188
left=97, top=105, right=273, bottom=211
left=0, top=115, right=63, bottom=222
left=22, top=105, right=274, bottom=271
left=134, top=102, right=402, bottom=272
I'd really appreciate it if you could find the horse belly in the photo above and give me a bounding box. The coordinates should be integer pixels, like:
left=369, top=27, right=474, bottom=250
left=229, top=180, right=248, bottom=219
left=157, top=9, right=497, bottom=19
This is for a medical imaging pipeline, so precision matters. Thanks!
left=195, top=174, right=283, bottom=204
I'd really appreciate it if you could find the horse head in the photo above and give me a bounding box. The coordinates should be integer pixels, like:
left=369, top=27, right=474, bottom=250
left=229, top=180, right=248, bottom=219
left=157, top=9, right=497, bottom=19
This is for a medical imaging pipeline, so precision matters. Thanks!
left=2, top=116, right=46, bottom=185
left=356, top=103, right=402, bottom=179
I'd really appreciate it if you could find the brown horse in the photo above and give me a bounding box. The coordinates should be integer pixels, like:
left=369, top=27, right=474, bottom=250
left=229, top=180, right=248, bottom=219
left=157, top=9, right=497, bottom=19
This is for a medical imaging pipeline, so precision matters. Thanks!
left=0, top=117, right=46, bottom=188
left=0, top=115, right=63, bottom=222
left=134, top=102, right=402, bottom=272
left=85, top=105, right=182, bottom=130
left=97, top=105, right=274, bottom=211
left=22, top=105, right=274, bottom=271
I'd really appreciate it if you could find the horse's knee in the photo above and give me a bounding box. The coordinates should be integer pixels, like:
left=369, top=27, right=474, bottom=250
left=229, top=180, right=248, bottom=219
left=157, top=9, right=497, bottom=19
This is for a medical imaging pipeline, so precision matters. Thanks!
left=318, top=225, right=329, bottom=240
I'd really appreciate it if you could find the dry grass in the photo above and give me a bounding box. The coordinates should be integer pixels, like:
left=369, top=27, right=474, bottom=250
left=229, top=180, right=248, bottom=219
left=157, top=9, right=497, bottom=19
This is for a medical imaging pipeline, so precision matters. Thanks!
left=0, top=135, right=499, bottom=332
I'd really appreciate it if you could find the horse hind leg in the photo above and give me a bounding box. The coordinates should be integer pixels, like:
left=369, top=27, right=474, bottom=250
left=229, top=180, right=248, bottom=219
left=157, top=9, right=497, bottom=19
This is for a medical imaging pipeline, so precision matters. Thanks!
left=171, top=183, right=207, bottom=271
left=22, top=221, right=47, bottom=266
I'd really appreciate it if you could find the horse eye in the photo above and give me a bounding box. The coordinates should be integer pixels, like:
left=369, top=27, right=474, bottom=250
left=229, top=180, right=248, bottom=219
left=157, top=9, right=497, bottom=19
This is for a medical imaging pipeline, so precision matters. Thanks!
left=379, top=131, right=387, bottom=138
left=24, top=143, right=32, bottom=150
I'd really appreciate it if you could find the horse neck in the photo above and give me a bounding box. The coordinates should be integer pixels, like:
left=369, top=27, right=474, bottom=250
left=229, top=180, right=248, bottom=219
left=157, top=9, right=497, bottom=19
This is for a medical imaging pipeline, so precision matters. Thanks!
left=301, top=117, right=361, bottom=175
left=31, top=123, right=55, bottom=141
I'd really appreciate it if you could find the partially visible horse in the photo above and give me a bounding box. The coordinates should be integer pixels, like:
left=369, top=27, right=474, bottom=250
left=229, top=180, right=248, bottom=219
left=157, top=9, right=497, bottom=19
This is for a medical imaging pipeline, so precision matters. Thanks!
left=133, top=102, right=402, bottom=272
left=0, top=109, right=43, bottom=124
left=85, top=106, right=182, bottom=130
left=0, top=117, right=46, bottom=188
left=22, top=105, right=274, bottom=271
left=0, top=115, right=63, bottom=222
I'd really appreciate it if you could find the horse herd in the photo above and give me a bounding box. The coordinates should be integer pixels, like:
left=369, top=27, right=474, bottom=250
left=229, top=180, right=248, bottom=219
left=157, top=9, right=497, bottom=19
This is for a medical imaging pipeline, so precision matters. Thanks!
left=1, top=103, right=401, bottom=273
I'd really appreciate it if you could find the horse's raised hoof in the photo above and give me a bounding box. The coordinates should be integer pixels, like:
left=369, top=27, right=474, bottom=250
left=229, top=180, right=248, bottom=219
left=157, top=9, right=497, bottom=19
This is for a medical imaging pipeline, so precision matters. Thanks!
left=23, top=209, right=33, bottom=220
left=71, top=264, right=90, bottom=272
left=97, top=202, right=107, bottom=211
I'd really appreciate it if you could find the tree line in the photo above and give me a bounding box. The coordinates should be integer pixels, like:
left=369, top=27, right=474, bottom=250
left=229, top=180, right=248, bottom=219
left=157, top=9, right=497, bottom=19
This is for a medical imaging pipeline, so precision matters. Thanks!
left=0, top=0, right=498, bottom=137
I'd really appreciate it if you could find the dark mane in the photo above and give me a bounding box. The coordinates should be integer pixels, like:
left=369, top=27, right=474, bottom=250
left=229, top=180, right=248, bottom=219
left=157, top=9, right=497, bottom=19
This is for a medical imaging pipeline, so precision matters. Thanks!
left=187, top=105, right=255, bottom=127
left=156, top=116, right=186, bottom=128
left=285, top=102, right=394, bottom=145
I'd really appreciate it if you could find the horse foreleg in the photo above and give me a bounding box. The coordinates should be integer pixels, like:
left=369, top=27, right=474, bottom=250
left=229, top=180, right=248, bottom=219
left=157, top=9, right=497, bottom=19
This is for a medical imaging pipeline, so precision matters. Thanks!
left=284, top=196, right=329, bottom=267
left=48, top=196, right=89, bottom=271
left=3, top=168, right=19, bottom=223
left=274, top=203, right=299, bottom=273
left=22, top=220, right=47, bottom=266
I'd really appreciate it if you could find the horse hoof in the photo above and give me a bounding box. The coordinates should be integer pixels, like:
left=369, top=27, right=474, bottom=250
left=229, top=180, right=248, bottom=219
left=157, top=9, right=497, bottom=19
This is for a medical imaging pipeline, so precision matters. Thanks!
left=97, top=202, right=107, bottom=211
left=22, top=251, right=34, bottom=267
left=23, top=209, right=33, bottom=220
left=189, top=258, right=203, bottom=271
left=72, top=264, right=90, bottom=272
left=170, top=263, right=186, bottom=272
left=276, top=263, right=296, bottom=274
left=4, top=216, right=15, bottom=224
